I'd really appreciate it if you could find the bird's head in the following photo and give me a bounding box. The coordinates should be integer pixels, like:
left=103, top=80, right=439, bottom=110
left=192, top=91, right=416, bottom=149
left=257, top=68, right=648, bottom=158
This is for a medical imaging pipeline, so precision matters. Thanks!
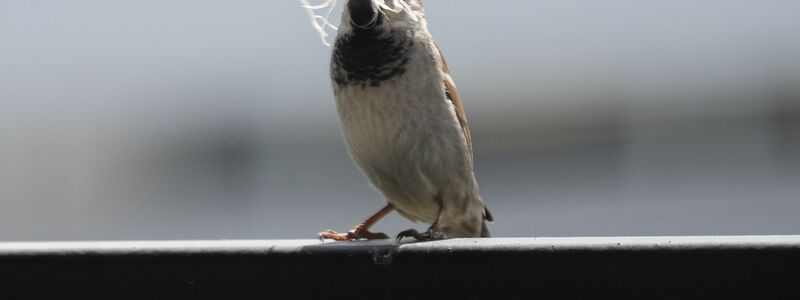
left=340, top=0, right=425, bottom=33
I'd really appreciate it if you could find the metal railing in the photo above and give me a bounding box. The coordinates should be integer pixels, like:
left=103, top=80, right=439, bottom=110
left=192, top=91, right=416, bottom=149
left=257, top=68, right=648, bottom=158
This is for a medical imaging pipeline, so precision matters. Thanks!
left=2, top=236, right=799, bottom=298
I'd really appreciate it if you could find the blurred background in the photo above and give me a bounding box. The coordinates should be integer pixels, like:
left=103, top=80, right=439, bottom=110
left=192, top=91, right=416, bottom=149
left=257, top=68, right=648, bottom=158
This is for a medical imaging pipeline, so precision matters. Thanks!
left=1, top=0, right=799, bottom=241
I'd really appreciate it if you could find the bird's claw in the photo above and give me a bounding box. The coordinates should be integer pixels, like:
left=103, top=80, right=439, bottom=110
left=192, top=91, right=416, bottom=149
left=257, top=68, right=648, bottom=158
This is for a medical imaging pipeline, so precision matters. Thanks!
left=319, top=229, right=338, bottom=242
left=319, top=225, right=389, bottom=241
left=396, top=228, right=445, bottom=242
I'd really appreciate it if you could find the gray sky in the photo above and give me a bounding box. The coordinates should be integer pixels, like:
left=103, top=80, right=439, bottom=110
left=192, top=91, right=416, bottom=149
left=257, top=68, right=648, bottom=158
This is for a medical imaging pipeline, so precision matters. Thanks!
left=2, top=0, right=799, bottom=140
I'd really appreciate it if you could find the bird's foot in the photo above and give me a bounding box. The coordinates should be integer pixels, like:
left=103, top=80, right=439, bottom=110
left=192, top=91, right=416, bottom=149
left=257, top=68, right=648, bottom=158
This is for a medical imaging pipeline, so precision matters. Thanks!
left=396, top=227, right=445, bottom=242
left=319, top=223, right=389, bottom=241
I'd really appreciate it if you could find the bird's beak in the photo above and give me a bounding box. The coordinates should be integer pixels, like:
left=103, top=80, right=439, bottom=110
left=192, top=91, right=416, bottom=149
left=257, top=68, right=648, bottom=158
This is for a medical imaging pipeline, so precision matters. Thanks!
left=347, top=0, right=380, bottom=29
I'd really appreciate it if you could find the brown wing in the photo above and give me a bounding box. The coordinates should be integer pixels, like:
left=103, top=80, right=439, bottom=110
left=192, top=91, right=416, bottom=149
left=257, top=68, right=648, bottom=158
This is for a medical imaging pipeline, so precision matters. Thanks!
left=435, top=45, right=473, bottom=163
left=436, top=44, right=494, bottom=223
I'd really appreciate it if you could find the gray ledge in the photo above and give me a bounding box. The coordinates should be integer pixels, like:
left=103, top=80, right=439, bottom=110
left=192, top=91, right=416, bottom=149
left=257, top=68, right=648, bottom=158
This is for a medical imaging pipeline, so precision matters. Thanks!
left=2, top=236, right=799, bottom=298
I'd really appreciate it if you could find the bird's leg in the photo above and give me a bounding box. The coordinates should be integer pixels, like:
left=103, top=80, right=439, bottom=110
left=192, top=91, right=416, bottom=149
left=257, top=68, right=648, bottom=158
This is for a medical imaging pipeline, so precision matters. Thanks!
left=319, top=204, right=393, bottom=241
left=397, top=198, right=446, bottom=242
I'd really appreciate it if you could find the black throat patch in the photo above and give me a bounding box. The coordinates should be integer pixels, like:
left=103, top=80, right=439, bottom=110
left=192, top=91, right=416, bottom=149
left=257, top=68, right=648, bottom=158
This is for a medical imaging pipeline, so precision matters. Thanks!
left=331, top=26, right=413, bottom=88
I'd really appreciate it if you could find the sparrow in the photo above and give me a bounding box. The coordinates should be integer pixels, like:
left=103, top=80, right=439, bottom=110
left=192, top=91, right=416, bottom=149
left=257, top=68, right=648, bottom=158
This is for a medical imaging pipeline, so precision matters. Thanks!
left=319, top=0, right=492, bottom=241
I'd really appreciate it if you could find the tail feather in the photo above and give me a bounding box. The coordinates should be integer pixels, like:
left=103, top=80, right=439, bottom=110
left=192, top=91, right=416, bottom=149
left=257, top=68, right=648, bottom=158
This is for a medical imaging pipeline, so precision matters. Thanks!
left=480, top=220, right=491, bottom=238
left=484, top=207, right=494, bottom=223
left=480, top=205, right=493, bottom=237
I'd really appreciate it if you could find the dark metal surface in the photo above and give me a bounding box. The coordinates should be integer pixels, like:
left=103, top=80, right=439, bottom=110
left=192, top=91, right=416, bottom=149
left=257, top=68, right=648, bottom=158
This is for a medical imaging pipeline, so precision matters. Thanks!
left=2, top=236, right=799, bottom=299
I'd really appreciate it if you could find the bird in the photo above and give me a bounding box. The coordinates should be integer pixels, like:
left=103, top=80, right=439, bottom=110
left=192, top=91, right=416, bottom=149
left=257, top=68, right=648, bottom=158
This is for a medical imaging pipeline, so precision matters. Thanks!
left=318, top=0, right=492, bottom=242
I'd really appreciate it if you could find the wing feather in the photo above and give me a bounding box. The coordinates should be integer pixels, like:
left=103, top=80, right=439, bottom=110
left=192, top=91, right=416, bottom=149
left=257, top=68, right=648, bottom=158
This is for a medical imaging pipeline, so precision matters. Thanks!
left=435, top=45, right=473, bottom=163
left=435, top=43, right=494, bottom=223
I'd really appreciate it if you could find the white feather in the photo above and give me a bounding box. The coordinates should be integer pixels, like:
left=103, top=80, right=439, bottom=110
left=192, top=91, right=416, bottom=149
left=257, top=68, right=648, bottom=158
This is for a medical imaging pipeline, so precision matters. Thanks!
left=298, top=0, right=418, bottom=46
